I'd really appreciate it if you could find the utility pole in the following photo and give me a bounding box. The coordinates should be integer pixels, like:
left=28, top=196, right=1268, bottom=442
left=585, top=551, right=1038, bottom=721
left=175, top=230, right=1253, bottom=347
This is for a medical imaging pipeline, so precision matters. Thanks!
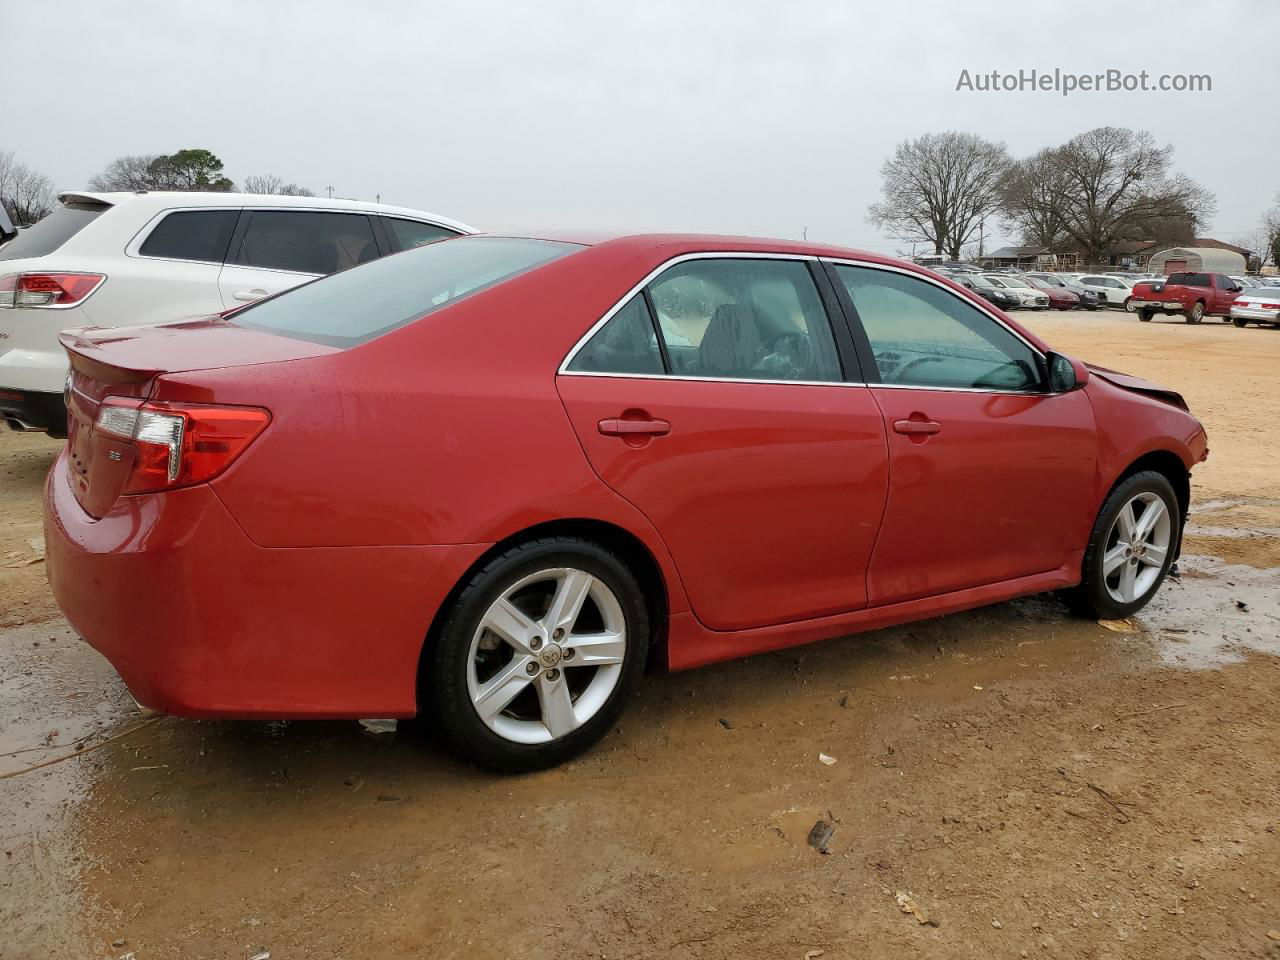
left=978, top=216, right=985, bottom=262
left=326, top=185, right=334, bottom=199
left=802, top=226, right=808, bottom=241
left=376, top=193, right=381, bottom=204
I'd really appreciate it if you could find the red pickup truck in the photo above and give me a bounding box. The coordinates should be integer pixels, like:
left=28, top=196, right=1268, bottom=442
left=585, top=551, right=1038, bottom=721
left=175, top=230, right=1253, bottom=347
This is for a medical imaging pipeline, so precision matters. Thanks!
left=1130, top=272, right=1242, bottom=323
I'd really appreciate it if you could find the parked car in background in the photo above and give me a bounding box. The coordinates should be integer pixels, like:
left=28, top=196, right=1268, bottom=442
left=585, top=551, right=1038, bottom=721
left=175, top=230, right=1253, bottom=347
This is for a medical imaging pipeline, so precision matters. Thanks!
left=951, top=273, right=1023, bottom=311
left=1229, top=287, right=1280, bottom=327
left=1024, top=275, right=1081, bottom=310
left=0, top=191, right=475, bottom=435
left=1025, top=273, right=1101, bottom=310
left=1078, top=274, right=1138, bottom=311
left=44, top=232, right=1208, bottom=771
left=1130, top=272, right=1241, bottom=323
left=1231, top=276, right=1262, bottom=289
left=982, top=274, right=1049, bottom=309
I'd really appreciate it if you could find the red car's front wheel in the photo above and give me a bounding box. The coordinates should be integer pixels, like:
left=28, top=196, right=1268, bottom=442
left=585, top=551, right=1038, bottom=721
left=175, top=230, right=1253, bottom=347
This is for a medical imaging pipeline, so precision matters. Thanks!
left=1070, top=471, right=1180, bottom=620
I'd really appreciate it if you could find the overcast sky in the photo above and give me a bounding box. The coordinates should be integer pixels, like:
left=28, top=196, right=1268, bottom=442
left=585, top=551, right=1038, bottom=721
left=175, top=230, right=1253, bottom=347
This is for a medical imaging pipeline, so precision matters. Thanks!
left=3, top=0, right=1276, bottom=254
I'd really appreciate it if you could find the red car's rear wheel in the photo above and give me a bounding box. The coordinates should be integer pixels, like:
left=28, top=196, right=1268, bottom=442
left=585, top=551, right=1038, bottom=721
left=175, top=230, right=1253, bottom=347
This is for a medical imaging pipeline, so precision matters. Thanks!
left=425, top=536, right=649, bottom=772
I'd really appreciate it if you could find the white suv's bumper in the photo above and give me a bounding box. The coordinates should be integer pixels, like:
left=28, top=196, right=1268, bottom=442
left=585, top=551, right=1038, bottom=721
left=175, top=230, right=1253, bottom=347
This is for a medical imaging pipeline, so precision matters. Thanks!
left=0, top=303, right=86, bottom=393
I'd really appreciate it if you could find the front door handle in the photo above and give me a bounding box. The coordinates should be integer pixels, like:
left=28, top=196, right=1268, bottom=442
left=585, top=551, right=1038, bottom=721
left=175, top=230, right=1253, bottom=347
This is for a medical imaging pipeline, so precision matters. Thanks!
left=598, top=417, right=670, bottom=437
left=893, top=418, right=942, bottom=436
left=233, top=288, right=268, bottom=302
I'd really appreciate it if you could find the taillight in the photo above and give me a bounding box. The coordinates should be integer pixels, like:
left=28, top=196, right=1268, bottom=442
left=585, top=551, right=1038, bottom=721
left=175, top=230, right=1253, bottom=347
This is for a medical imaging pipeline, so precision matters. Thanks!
left=0, top=272, right=106, bottom=309
left=94, top=398, right=270, bottom=494
left=1233, top=299, right=1251, bottom=308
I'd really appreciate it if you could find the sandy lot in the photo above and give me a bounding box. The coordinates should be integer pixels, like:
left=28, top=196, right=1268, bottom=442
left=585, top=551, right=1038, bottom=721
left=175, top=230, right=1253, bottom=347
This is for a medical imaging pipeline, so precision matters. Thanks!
left=2, top=308, right=1279, bottom=960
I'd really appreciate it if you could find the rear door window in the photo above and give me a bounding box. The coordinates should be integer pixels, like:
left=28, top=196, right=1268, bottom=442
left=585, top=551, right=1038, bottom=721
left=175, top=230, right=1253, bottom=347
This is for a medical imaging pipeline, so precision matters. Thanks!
left=232, top=210, right=379, bottom=275
left=645, top=258, right=843, bottom=382
left=0, top=203, right=109, bottom=261
left=381, top=217, right=458, bottom=252
left=138, top=210, right=239, bottom=263
left=1186, top=273, right=1211, bottom=287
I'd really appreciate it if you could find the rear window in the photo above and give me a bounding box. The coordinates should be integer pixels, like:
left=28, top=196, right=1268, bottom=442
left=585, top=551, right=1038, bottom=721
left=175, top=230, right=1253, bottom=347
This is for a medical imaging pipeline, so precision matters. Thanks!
left=138, top=209, right=239, bottom=263
left=0, top=202, right=109, bottom=260
left=230, top=236, right=580, bottom=347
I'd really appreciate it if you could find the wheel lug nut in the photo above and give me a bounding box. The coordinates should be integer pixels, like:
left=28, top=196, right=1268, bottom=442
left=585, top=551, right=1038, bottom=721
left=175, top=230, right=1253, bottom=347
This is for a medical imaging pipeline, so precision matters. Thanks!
left=546, top=668, right=560, bottom=682
left=563, top=648, right=575, bottom=661
left=526, top=662, right=539, bottom=675
left=553, top=628, right=564, bottom=640
left=530, top=637, right=543, bottom=650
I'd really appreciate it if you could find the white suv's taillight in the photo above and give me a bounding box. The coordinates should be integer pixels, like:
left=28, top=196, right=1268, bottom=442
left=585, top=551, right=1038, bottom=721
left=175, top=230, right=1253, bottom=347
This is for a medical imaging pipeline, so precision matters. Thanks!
left=0, top=272, right=106, bottom=309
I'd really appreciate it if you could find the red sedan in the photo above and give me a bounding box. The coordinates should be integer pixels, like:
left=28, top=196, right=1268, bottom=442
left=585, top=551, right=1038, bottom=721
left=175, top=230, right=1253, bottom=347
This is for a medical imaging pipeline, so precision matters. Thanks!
left=45, top=234, right=1208, bottom=771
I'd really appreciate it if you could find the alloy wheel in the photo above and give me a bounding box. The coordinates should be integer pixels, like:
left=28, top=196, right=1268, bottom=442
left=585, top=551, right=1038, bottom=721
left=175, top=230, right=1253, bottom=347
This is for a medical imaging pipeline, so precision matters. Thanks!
left=466, top=567, right=626, bottom=744
left=1101, top=492, right=1172, bottom=604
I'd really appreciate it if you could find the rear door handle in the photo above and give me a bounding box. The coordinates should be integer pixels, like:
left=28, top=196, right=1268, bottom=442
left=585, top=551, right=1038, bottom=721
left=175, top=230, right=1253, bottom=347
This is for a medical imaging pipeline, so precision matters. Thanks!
left=233, top=288, right=268, bottom=302
left=893, top=418, right=942, bottom=436
left=598, top=417, right=670, bottom=437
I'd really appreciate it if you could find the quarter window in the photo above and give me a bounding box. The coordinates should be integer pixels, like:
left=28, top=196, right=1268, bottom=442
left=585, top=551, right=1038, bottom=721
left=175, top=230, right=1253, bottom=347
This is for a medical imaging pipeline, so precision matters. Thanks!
left=833, top=265, right=1040, bottom=391
left=646, top=258, right=842, bottom=382
left=382, top=217, right=457, bottom=251
left=138, top=210, right=239, bottom=263
left=567, top=295, right=664, bottom=375
left=233, top=211, right=379, bottom=275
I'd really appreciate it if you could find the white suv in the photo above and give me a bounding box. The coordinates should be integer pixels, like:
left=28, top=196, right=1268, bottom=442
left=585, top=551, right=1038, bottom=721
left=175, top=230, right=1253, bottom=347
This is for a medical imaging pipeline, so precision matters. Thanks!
left=0, top=191, right=475, bottom=435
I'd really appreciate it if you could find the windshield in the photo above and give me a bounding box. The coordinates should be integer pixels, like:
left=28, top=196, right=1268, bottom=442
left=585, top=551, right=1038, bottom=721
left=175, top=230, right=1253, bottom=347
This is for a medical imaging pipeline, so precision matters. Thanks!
left=231, top=236, right=581, bottom=347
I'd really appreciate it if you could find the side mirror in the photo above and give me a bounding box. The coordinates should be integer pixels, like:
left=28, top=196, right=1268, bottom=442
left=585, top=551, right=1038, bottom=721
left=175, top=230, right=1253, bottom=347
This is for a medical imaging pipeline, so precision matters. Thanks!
left=1046, top=352, right=1089, bottom=393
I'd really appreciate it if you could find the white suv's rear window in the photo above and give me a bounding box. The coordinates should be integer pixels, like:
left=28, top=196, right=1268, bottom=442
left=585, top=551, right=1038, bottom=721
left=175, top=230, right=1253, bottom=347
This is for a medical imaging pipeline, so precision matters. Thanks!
left=230, top=236, right=579, bottom=347
left=0, top=202, right=109, bottom=260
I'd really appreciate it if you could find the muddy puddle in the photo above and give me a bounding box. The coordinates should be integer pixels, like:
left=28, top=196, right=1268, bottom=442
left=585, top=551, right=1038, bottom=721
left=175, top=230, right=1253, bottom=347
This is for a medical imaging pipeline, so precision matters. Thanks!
left=2, top=552, right=1277, bottom=957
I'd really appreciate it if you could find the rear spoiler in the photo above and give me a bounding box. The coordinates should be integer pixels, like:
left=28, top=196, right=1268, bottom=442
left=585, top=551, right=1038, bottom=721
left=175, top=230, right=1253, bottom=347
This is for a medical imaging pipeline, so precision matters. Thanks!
left=56, top=191, right=119, bottom=209
left=59, top=327, right=162, bottom=384
left=0, top=203, right=15, bottom=243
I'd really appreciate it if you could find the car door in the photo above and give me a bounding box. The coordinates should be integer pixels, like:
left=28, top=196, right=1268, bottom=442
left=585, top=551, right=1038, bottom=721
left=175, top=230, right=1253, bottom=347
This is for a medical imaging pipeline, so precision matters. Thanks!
left=826, top=261, right=1098, bottom=606
left=556, top=255, right=889, bottom=631
left=123, top=207, right=242, bottom=321
left=217, top=209, right=383, bottom=306
left=1213, top=275, right=1238, bottom=313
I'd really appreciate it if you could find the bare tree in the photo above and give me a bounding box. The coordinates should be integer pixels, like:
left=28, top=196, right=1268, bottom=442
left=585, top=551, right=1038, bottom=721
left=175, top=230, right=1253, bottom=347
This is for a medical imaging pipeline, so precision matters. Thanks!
left=242, top=174, right=315, bottom=196
left=87, top=154, right=163, bottom=191
left=999, top=148, right=1073, bottom=249
left=868, top=132, right=1011, bottom=260
left=0, top=149, right=57, bottom=225
left=1053, top=127, right=1214, bottom=263
left=1236, top=194, right=1280, bottom=271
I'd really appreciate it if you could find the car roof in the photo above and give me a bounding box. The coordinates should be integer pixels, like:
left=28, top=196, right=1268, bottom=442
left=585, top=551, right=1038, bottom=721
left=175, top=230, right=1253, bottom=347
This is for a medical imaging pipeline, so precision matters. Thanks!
left=56, top=191, right=477, bottom=234
left=475, top=229, right=931, bottom=266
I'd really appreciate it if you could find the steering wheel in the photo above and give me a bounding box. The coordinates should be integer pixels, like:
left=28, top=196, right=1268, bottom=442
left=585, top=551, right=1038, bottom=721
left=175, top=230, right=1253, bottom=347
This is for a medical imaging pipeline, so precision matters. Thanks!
left=889, top=355, right=946, bottom=383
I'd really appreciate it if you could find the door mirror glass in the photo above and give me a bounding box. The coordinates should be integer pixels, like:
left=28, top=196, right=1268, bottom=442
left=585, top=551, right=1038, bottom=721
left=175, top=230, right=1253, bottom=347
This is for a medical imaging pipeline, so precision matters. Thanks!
left=1046, top=352, right=1087, bottom=392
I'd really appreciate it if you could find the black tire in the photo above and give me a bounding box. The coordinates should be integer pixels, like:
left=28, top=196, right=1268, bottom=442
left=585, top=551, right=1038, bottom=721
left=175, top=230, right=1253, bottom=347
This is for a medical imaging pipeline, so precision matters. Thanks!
left=1185, top=301, right=1205, bottom=323
left=424, top=536, right=650, bottom=773
left=1123, top=296, right=1135, bottom=313
left=1068, top=470, right=1180, bottom=621
left=1232, top=317, right=1248, bottom=327
left=1139, top=308, right=1155, bottom=322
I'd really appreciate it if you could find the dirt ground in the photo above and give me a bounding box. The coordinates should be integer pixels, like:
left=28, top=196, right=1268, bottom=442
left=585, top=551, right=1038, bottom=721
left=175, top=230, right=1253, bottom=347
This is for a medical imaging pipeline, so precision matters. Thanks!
left=2, top=308, right=1280, bottom=960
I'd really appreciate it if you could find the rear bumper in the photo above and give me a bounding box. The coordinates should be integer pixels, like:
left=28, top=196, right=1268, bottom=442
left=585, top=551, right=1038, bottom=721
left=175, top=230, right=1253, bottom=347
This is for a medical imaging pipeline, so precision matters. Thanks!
left=0, top=388, right=65, bottom=435
left=1231, top=306, right=1280, bottom=323
left=43, top=453, right=489, bottom=718
left=1129, top=299, right=1183, bottom=312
